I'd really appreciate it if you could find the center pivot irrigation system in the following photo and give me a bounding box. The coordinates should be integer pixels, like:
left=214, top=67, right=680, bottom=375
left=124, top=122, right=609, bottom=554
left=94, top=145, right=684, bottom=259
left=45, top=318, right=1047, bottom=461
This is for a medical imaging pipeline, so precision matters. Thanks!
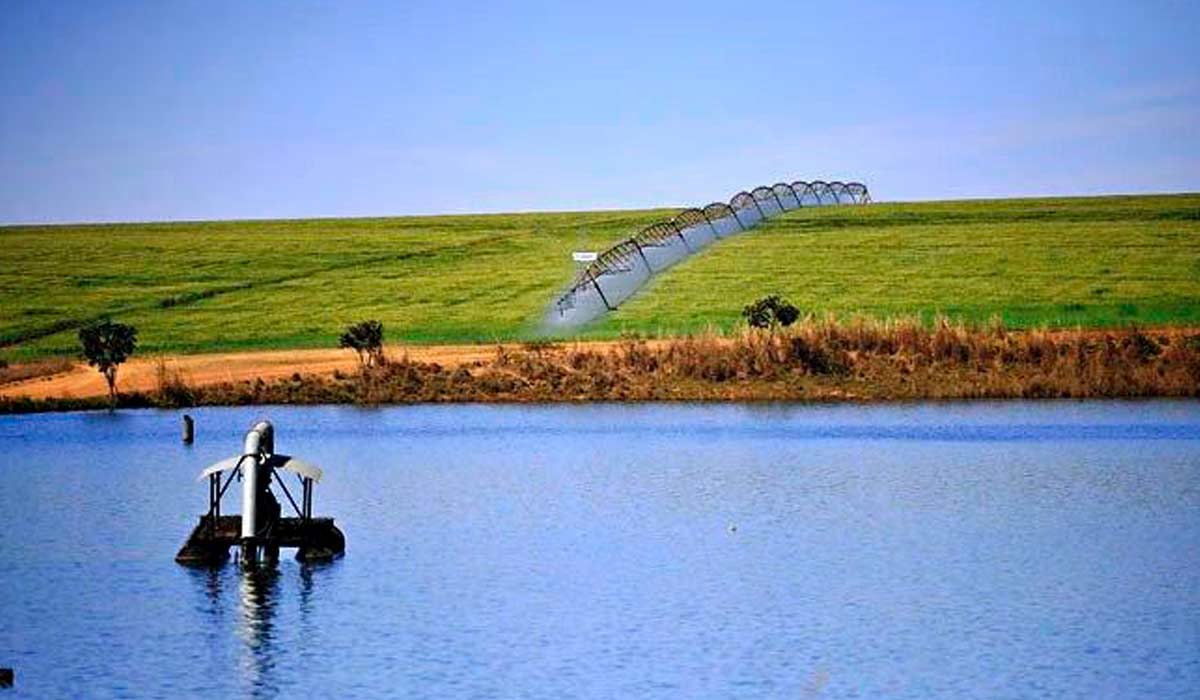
left=547, top=180, right=870, bottom=328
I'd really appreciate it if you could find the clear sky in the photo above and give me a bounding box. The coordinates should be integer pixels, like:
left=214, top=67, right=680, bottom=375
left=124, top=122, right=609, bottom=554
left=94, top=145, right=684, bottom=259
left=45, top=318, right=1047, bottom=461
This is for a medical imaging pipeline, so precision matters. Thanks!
left=1, top=0, right=1197, bottom=223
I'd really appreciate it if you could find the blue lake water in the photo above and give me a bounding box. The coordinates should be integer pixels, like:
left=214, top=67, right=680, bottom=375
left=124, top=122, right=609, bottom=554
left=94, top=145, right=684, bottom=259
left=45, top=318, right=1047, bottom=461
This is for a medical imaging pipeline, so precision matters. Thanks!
left=1, top=401, right=1198, bottom=698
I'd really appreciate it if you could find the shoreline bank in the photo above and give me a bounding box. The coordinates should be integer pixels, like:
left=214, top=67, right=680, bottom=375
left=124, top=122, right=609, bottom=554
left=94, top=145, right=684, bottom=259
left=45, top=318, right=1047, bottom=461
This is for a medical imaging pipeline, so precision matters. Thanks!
left=2, top=321, right=1196, bottom=414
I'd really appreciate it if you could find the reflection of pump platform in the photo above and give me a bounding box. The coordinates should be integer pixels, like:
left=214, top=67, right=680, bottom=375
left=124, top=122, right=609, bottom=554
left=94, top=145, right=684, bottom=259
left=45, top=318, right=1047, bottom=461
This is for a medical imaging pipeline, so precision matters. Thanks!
left=175, top=420, right=345, bottom=566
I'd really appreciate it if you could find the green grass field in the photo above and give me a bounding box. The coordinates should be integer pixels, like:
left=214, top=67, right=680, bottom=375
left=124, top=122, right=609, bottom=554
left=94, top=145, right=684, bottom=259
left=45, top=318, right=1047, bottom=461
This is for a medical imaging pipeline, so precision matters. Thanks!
left=1, top=194, right=1197, bottom=361
left=598, top=193, right=1200, bottom=336
left=0, top=210, right=672, bottom=360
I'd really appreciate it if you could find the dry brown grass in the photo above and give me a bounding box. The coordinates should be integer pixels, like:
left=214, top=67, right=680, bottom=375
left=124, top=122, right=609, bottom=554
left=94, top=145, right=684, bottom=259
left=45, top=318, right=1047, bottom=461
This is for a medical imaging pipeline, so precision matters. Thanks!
left=154, top=359, right=198, bottom=406
left=3, top=318, right=1196, bottom=413
left=0, top=357, right=75, bottom=386
left=161, top=317, right=1200, bottom=406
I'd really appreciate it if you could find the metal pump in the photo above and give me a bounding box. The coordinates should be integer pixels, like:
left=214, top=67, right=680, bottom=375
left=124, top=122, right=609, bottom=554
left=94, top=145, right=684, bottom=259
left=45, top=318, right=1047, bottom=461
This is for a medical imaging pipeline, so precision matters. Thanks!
left=176, top=420, right=344, bottom=566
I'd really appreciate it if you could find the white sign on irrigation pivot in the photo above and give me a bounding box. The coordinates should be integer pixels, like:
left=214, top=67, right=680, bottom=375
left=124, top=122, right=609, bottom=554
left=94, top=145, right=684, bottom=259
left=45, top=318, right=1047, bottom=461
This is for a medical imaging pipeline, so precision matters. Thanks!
left=572, top=251, right=598, bottom=263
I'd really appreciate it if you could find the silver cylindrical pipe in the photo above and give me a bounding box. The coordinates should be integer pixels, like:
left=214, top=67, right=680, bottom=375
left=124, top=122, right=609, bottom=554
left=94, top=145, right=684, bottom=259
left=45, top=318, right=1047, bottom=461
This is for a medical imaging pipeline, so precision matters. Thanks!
left=240, top=455, right=259, bottom=540
left=247, top=421, right=274, bottom=456
left=239, top=421, right=274, bottom=540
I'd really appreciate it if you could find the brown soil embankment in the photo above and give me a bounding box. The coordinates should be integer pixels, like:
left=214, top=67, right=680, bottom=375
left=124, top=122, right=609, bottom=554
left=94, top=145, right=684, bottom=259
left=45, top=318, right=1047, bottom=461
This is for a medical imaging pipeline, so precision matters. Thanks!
left=0, top=341, right=657, bottom=401
left=2, top=321, right=1197, bottom=412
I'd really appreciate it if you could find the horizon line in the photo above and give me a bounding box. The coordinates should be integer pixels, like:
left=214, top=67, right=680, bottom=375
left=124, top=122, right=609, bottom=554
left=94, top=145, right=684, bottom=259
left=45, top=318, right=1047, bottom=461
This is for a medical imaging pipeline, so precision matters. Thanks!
left=1, top=189, right=1196, bottom=229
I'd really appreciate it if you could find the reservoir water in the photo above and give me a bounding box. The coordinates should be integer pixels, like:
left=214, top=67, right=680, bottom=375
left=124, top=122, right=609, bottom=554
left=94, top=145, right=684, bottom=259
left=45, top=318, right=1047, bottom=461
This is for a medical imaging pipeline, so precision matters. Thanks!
left=1, top=402, right=1198, bottom=698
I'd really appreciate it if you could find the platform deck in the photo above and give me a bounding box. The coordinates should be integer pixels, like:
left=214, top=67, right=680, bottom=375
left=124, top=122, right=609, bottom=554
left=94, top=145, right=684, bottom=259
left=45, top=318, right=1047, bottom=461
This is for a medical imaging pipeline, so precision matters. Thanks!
left=175, top=515, right=345, bottom=564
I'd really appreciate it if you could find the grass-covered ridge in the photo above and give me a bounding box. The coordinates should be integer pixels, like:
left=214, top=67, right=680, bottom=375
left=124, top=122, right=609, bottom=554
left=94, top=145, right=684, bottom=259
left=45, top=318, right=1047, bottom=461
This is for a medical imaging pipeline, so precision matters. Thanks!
left=598, top=194, right=1200, bottom=335
left=0, top=209, right=673, bottom=360
left=1, top=194, right=1196, bottom=361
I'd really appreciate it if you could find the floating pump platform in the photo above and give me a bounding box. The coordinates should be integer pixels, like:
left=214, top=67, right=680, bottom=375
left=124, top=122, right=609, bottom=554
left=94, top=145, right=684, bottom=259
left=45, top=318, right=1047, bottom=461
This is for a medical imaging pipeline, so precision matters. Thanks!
left=176, top=516, right=344, bottom=565
left=176, top=420, right=345, bottom=566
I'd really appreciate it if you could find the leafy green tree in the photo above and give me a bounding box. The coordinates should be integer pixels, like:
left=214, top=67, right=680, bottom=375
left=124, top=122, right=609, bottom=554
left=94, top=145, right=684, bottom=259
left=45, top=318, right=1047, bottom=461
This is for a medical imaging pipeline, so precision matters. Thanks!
left=742, top=295, right=801, bottom=330
left=339, top=320, right=385, bottom=369
left=78, top=320, right=138, bottom=406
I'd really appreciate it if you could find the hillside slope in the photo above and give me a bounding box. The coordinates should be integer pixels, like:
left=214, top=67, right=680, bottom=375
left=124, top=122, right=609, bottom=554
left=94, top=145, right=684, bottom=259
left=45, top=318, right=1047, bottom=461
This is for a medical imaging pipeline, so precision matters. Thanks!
left=0, top=209, right=672, bottom=360
left=2, top=195, right=1196, bottom=361
left=597, top=194, right=1200, bottom=335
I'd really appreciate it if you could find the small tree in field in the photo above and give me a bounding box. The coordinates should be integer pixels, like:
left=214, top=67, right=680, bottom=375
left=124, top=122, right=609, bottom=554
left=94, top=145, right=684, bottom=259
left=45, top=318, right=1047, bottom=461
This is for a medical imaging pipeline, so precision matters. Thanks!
left=78, top=320, right=138, bottom=407
left=339, top=320, right=385, bottom=369
left=742, top=295, right=801, bottom=330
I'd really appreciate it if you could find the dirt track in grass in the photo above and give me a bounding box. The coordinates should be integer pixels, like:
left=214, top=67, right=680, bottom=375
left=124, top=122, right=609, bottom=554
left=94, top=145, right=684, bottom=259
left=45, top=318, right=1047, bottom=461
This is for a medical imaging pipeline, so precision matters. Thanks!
left=0, top=342, right=656, bottom=400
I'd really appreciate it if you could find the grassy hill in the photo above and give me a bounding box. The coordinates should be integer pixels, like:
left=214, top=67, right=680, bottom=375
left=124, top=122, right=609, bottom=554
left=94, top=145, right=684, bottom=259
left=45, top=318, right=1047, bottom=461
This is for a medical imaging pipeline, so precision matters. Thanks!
left=0, top=210, right=672, bottom=360
left=596, top=194, right=1200, bottom=336
left=1, top=194, right=1197, bottom=360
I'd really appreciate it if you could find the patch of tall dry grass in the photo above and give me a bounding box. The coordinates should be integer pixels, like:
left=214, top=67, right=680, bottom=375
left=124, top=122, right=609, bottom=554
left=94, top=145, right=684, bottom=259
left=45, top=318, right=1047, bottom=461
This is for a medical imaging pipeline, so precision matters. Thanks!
left=171, top=317, right=1199, bottom=405
left=0, top=357, right=75, bottom=386
left=7, top=318, right=1193, bottom=413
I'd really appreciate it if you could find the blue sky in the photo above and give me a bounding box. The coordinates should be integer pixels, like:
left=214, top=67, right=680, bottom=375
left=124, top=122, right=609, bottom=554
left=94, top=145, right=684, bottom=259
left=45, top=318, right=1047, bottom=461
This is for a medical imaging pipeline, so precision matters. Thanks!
left=1, top=0, right=1197, bottom=223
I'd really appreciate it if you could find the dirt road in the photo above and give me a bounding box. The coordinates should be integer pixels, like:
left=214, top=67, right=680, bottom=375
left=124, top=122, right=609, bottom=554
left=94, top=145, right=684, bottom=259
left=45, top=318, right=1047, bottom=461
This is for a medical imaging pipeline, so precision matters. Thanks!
left=0, top=343, right=567, bottom=400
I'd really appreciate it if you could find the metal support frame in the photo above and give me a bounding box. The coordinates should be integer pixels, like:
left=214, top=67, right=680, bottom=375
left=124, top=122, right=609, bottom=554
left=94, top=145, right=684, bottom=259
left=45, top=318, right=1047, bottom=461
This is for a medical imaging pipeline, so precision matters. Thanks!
left=208, top=474, right=217, bottom=516
left=629, top=238, right=654, bottom=273
left=552, top=179, right=870, bottom=317
left=700, top=210, right=722, bottom=240
left=218, top=469, right=237, bottom=501
left=749, top=193, right=766, bottom=219
left=588, top=270, right=614, bottom=311
left=207, top=473, right=219, bottom=538
left=769, top=189, right=786, bottom=211
left=790, top=183, right=808, bottom=207
left=272, top=468, right=303, bottom=518
left=793, top=182, right=814, bottom=206
left=207, top=467, right=239, bottom=530
left=667, top=221, right=693, bottom=253
left=778, top=184, right=800, bottom=209
left=730, top=208, right=746, bottom=230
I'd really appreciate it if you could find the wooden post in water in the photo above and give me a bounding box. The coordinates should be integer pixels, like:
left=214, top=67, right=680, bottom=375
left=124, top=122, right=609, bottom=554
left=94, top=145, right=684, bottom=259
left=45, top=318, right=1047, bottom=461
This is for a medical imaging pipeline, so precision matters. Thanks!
left=0, top=668, right=13, bottom=688
left=182, top=414, right=194, bottom=444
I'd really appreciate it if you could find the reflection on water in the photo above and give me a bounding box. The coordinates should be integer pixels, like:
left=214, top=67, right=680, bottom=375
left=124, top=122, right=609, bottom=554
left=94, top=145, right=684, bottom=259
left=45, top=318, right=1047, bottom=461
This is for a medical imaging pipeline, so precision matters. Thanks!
left=185, top=561, right=333, bottom=700
left=236, top=568, right=279, bottom=697
left=1, top=401, right=1198, bottom=699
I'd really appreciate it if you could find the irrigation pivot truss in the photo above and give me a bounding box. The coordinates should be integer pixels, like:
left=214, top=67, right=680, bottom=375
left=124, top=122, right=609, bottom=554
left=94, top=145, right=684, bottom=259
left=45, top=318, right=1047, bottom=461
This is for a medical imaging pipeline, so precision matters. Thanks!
left=548, top=179, right=870, bottom=328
